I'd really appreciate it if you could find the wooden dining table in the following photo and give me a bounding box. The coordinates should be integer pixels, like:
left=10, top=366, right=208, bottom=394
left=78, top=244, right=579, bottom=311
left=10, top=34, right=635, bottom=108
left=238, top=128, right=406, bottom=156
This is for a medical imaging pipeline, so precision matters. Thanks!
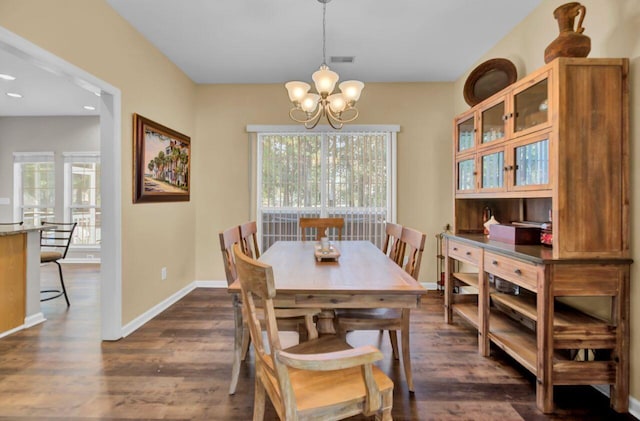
left=228, top=240, right=427, bottom=333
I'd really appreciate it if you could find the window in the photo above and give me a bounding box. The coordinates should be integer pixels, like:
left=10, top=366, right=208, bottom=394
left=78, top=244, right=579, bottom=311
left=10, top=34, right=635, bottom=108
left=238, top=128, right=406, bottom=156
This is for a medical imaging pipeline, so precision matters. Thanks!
left=13, top=152, right=55, bottom=225
left=64, top=152, right=101, bottom=246
left=254, top=126, right=398, bottom=252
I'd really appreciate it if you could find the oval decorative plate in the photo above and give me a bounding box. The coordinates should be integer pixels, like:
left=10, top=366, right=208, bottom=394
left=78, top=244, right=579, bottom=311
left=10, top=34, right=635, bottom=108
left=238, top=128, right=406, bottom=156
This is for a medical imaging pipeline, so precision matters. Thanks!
left=463, top=58, right=517, bottom=106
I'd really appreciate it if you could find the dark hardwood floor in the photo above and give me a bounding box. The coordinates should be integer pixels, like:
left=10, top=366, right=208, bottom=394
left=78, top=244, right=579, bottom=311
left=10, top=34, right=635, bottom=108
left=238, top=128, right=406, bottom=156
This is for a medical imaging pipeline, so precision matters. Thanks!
left=0, top=264, right=635, bottom=420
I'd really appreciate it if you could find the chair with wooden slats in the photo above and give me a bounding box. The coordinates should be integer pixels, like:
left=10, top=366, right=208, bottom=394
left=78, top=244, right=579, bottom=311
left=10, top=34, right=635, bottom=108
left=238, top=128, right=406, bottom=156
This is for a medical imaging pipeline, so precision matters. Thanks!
left=40, top=222, right=77, bottom=306
left=239, top=220, right=260, bottom=258
left=335, top=226, right=426, bottom=392
left=382, top=222, right=404, bottom=265
left=299, top=217, right=344, bottom=241
left=219, top=225, right=320, bottom=395
left=234, top=243, right=393, bottom=420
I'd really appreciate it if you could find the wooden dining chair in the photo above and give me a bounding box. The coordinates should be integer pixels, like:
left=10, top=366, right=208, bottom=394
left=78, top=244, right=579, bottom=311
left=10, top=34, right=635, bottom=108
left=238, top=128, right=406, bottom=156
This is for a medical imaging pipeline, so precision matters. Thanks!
left=40, top=221, right=77, bottom=307
left=382, top=222, right=404, bottom=265
left=220, top=225, right=320, bottom=395
left=239, top=220, right=260, bottom=258
left=233, top=243, right=394, bottom=420
left=299, top=217, right=344, bottom=241
left=335, top=226, right=426, bottom=392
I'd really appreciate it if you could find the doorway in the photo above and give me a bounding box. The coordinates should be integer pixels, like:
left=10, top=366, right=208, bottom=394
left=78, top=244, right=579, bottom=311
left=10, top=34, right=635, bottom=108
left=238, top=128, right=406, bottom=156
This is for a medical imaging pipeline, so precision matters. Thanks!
left=0, top=26, right=122, bottom=340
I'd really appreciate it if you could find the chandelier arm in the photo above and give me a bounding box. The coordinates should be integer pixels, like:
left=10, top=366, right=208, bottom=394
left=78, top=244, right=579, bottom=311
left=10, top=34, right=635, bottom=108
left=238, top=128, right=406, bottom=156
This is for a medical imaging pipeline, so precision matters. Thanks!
left=289, top=106, right=323, bottom=125
left=326, top=106, right=360, bottom=124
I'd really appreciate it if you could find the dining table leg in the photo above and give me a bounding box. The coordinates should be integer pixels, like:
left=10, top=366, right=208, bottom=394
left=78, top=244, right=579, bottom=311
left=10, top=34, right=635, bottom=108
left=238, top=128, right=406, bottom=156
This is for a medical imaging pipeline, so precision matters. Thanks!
left=316, top=309, right=337, bottom=334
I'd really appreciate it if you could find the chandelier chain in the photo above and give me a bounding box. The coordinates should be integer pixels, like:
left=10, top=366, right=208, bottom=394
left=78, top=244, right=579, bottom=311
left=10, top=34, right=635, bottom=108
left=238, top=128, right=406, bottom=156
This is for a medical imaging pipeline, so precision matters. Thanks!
left=322, top=1, right=327, bottom=66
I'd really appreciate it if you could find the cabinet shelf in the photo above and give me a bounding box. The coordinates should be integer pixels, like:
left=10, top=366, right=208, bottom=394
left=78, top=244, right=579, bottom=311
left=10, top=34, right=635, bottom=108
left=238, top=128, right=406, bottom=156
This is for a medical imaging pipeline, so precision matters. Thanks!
left=452, top=303, right=479, bottom=329
left=490, top=292, right=611, bottom=328
left=452, top=272, right=479, bottom=288
left=489, top=310, right=570, bottom=375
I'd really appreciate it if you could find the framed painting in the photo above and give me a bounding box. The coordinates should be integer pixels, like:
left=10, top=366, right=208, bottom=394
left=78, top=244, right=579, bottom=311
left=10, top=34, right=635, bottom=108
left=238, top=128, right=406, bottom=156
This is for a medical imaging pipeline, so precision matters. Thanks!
left=133, top=114, right=190, bottom=203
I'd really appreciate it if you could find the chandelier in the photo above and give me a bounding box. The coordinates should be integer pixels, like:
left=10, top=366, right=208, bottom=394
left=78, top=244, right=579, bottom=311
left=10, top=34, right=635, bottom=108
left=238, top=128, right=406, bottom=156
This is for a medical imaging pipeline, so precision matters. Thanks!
left=285, top=0, right=364, bottom=130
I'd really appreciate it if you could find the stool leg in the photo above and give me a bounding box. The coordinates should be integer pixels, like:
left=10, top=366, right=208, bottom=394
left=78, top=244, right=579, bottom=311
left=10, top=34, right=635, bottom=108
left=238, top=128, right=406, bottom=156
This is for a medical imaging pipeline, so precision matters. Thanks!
left=55, top=261, right=70, bottom=307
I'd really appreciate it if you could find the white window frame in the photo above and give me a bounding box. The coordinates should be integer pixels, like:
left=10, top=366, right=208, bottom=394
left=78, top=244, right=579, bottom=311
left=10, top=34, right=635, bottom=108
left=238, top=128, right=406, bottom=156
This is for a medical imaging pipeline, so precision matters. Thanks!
left=63, top=152, right=101, bottom=248
left=248, top=125, right=399, bottom=250
left=13, top=151, right=56, bottom=225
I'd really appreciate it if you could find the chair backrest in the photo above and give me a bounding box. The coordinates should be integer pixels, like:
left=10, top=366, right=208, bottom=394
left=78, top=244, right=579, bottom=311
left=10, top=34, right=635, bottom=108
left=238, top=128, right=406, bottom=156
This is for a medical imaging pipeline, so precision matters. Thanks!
left=400, top=226, right=426, bottom=280
left=40, top=222, right=77, bottom=259
left=239, top=220, right=260, bottom=259
left=219, top=225, right=242, bottom=286
left=382, top=222, right=403, bottom=265
left=299, top=217, right=344, bottom=241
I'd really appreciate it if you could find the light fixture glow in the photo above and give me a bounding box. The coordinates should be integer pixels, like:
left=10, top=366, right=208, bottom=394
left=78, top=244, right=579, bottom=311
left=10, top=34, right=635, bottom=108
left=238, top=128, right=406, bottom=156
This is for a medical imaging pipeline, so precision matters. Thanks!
left=83, top=105, right=96, bottom=111
left=6, top=92, right=22, bottom=98
left=285, top=0, right=364, bottom=129
left=0, top=73, right=16, bottom=81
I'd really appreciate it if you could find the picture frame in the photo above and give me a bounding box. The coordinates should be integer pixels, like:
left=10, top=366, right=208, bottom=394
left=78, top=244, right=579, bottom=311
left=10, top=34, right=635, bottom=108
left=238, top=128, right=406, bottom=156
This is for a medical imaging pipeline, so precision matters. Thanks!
left=133, top=114, right=190, bottom=203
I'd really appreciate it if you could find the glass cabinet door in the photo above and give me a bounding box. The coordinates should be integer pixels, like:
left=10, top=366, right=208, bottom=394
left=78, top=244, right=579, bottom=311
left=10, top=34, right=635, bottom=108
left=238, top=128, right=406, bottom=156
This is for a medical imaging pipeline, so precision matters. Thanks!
left=457, top=158, right=476, bottom=191
left=513, top=137, right=549, bottom=188
left=481, top=101, right=506, bottom=145
left=457, top=116, right=475, bottom=154
left=481, top=150, right=504, bottom=190
left=513, top=77, right=549, bottom=134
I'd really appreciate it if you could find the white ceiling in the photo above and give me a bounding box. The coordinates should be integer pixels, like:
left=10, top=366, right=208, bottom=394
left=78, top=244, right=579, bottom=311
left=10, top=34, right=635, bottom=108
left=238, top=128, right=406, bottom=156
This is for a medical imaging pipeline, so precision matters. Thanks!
left=1, top=0, right=543, bottom=116
left=0, top=48, right=100, bottom=117
left=106, top=0, right=543, bottom=84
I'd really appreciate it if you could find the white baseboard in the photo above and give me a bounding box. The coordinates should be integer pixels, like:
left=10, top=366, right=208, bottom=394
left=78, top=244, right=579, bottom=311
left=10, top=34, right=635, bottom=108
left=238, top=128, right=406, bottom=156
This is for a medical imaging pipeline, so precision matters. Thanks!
left=194, top=280, right=227, bottom=288
left=121, top=282, right=197, bottom=337
left=0, top=313, right=46, bottom=339
left=592, top=385, right=640, bottom=418
left=24, top=312, right=46, bottom=328
left=421, top=282, right=438, bottom=290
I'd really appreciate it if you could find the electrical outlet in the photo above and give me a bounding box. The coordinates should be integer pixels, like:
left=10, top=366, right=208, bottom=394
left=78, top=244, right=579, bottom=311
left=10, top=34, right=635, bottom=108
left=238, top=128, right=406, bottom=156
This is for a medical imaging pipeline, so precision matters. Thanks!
left=161, top=267, right=167, bottom=280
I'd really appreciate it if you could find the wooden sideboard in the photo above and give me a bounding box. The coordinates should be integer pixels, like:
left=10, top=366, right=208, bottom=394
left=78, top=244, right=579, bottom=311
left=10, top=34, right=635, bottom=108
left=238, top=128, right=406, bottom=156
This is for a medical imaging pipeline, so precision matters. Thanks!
left=445, top=58, right=631, bottom=413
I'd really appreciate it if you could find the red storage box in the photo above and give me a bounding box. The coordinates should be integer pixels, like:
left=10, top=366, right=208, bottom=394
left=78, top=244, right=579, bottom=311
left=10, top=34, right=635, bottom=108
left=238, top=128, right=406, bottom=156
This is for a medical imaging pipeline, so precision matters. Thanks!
left=489, top=224, right=541, bottom=245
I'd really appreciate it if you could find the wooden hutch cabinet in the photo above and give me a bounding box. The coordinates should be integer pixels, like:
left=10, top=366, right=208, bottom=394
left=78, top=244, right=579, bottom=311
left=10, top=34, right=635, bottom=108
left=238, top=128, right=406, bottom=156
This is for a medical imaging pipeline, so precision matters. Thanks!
left=445, top=58, right=631, bottom=413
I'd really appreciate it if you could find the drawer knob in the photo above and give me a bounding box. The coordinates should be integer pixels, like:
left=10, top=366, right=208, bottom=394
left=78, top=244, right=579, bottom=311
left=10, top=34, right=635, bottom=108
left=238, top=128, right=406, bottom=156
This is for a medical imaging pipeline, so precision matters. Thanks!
left=466, top=251, right=471, bottom=256
left=514, top=269, right=522, bottom=275
left=492, top=260, right=498, bottom=265
left=453, top=247, right=458, bottom=251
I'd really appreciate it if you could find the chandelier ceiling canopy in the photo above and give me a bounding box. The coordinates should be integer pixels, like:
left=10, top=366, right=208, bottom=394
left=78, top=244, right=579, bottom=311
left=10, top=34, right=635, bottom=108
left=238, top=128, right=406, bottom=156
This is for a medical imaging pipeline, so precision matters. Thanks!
left=285, top=0, right=364, bottom=130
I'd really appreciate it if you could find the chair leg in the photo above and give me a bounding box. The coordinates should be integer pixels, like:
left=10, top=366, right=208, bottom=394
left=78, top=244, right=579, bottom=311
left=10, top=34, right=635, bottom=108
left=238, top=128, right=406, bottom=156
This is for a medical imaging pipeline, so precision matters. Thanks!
left=56, top=261, right=70, bottom=307
left=253, top=376, right=266, bottom=421
left=388, top=330, right=399, bottom=360
left=229, top=299, right=243, bottom=395
left=376, top=388, right=394, bottom=421
left=241, top=325, right=251, bottom=361
left=401, top=309, right=414, bottom=392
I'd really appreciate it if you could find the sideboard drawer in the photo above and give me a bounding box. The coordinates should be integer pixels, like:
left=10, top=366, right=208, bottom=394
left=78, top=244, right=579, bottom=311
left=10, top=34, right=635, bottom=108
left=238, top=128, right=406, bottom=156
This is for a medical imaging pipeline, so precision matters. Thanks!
left=448, top=240, right=481, bottom=265
left=484, top=251, right=538, bottom=292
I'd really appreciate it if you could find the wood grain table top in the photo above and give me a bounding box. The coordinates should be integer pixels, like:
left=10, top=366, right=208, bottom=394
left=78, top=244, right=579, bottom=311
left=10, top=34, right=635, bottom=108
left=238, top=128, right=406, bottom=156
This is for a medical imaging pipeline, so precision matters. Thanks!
left=229, top=241, right=426, bottom=296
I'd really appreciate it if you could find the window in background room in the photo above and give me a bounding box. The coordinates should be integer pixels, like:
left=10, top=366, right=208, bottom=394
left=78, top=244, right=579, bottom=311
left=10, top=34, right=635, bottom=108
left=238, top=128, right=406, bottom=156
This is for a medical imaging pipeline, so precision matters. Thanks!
left=13, top=152, right=55, bottom=225
left=257, top=128, right=397, bottom=252
left=64, top=152, right=101, bottom=247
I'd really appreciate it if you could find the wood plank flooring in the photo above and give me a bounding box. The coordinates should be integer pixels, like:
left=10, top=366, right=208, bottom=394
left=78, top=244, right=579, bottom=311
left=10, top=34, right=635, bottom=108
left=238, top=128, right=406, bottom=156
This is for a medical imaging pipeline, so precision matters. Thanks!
left=0, top=264, right=635, bottom=420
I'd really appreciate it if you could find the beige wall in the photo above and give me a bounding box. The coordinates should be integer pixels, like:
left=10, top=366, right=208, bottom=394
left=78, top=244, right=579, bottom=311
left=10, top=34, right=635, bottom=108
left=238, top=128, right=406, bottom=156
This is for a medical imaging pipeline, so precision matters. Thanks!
left=193, top=82, right=454, bottom=282
left=453, top=0, right=640, bottom=402
left=0, top=0, right=197, bottom=324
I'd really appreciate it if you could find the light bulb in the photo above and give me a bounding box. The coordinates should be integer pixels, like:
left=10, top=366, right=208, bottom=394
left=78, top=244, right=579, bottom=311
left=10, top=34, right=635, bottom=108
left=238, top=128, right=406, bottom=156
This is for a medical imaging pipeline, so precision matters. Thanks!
left=312, top=65, right=339, bottom=95
left=339, top=80, right=364, bottom=102
left=300, top=93, right=320, bottom=113
left=328, top=93, right=346, bottom=113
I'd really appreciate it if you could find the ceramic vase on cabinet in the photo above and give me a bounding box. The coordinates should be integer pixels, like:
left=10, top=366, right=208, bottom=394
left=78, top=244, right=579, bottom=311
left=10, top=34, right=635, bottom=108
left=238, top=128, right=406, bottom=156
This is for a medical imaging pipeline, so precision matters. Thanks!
left=544, top=2, right=591, bottom=63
